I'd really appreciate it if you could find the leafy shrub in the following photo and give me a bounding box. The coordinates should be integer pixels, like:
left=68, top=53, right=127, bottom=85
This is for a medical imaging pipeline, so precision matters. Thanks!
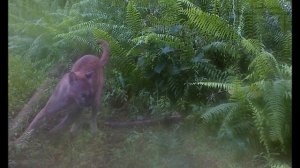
left=196, top=59, right=291, bottom=158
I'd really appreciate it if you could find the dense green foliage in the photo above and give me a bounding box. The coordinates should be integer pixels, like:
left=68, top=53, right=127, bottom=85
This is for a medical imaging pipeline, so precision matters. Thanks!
left=9, top=0, right=291, bottom=166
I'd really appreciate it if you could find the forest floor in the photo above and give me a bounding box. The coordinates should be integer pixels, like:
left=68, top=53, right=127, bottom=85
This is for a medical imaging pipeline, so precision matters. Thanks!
left=9, top=118, right=266, bottom=168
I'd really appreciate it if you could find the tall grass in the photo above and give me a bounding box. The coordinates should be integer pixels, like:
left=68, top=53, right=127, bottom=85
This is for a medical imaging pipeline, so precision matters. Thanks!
left=8, top=55, right=46, bottom=118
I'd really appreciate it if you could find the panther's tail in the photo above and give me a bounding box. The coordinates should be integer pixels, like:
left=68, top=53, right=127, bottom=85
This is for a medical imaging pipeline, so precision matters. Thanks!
left=97, top=40, right=110, bottom=66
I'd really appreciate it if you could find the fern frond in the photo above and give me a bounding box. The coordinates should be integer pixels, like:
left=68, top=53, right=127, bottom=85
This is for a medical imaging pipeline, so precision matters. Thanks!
left=158, top=0, right=182, bottom=25
left=135, top=25, right=194, bottom=57
left=217, top=106, right=249, bottom=139
left=126, top=1, right=142, bottom=34
left=202, top=102, right=239, bottom=122
left=241, top=38, right=264, bottom=56
left=230, top=120, right=253, bottom=137
left=93, top=28, right=126, bottom=57
left=281, top=31, right=291, bottom=63
left=270, top=162, right=291, bottom=168
left=198, top=62, right=229, bottom=82
left=69, top=21, right=133, bottom=43
left=202, top=41, right=238, bottom=59
left=191, top=81, right=233, bottom=91
left=93, top=28, right=136, bottom=75
left=217, top=121, right=233, bottom=139
left=184, top=7, right=239, bottom=41
left=264, top=0, right=291, bottom=16
left=111, top=25, right=133, bottom=43
left=264, top=79, right=291, bottom=150
left=129, top=0, right=155, bottom=7
left=247, top=99, right=270, bottom=155
left=248, top=51, right=279, bottom=80
left=212, top=0, right=222, bottom=15
left=229, top=80, right=248, bottom=102
left=278, top=64, right=291, bottom=79
left=23, top=33, right=54, bottom=60
left=133, top=33, right=182, bottom=48
left=167, top=76, right=186, bottom=99
left=71, top=0, right=98, bottom=10
left=80, top=12, right=109, bottom=20
left=145, top=24, right=183, bottom=35
left=242, top=3, right=261, bottom=39
left=69, top=20, right=110, bottom=31
left=246, top=82, right=263, bottom=99
left=55, top=29, right=98, bottom=53
left=177, top=0, right=197, bottom=9
left=203, top=41, right=227, bottom=52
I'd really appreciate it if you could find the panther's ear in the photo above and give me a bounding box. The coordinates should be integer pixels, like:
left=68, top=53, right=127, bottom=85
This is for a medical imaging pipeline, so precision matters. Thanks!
left=69, top=72, right=78, bottom=84
left=85, top=71, right=94, bottom=79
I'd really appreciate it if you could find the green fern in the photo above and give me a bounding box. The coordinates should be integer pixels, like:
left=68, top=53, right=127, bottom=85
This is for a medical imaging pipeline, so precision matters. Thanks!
left=241, top=38, right=264, bottom=56
left=193, top=62, right=231, bottom=83
left=56, top=30, right=97, bottom=50
left=80, top=12, right=109, bottom=20
left=247, top=51, right=279, bottom=80
left=177, top=0, right=198, bottom=9
left=184, top=7, right=239, bottom=41
left=202, top=102, right=239, bottom=122
left=278, top=64, right=291, bottom=79
left=211, top=0, right=222, bottom=15
left=166, top=75, right=188, bottom=101
left=266, top=84, right=285, bottom=144
left=192, top=81, right=233, bottom=91
left=197, top=60, right=291, bottom=155
left=133, top=33, right=182, bottom=48
left=263, top=0, right=291, bottom=16
left=270, top=162, right=291, bottom=168
left=93, top=28, right=126, bottom=57
left=203, top=41, right=232, bottom=53
left=242, top=4, right=261, bottom=39
left=68, top=20, right=133, bottom=44
left=264, top=79, right=291, bottom=152
left=248, top=99, right=271, bottom=155
left=281, top=31, right=291, bottom=63
left=69, top=21, right=111, bottom=32
left=158, top=0, right=182, bottom=25
left=126, top=1, right=142, bottom=35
